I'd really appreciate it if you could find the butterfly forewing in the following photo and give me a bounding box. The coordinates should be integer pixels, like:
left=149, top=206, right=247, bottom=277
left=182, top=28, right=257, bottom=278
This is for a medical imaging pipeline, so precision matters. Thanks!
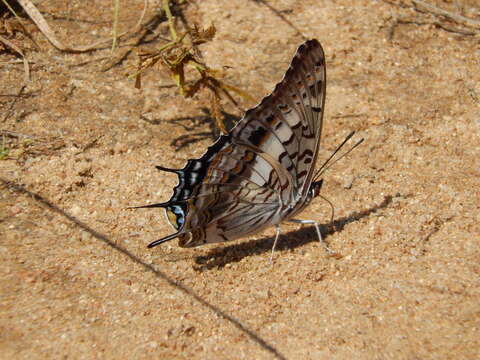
left=140, top=39, right=327, bottom=248
left=231, top=44, right=326, bottom=211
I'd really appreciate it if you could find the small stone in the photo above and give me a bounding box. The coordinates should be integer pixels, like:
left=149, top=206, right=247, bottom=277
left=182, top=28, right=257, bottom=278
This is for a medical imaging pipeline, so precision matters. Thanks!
left=343, top=175, right=355, bottom=189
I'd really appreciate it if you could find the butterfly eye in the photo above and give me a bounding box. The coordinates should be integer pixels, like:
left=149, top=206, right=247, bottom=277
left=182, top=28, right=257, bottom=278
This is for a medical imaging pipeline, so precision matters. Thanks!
left=310, top=180, right=324, bottom=198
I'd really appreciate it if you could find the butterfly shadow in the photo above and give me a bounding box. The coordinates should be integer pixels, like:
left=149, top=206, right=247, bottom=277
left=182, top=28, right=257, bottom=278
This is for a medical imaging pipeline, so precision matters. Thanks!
left=193, top=194, right=396, bottom=271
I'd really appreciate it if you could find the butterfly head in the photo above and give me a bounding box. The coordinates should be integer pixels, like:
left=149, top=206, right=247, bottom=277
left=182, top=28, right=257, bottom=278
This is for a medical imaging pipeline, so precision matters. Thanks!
left=309, top=179, right=324, bottom=200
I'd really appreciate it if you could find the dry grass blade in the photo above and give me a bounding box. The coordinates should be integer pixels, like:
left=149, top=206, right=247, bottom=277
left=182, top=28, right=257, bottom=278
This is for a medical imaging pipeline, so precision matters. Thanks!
left=163, top=0, right=178, bottom=41
left=16, top=0, right=148, bottom=53
left=1, top=0, right=40, bottom=49
left=218, top=80, right=256, bottom=105
left=111, top=0, right=121, bottom=51
left=0, top=35, right=29, bottom=89
left=412, top=0, right=480, bottom=28
left=208, top=88, right=227, bottom=134
left=0, top=35, right=29, bottom=82
left=0, top=135, right=9, bottom=160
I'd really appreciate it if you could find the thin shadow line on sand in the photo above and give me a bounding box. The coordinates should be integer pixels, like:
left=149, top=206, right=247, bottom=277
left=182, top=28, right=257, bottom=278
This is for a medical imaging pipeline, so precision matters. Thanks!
left=1, top=178, right=287, bottom=360
left=194, top=195, right=397, bottom=270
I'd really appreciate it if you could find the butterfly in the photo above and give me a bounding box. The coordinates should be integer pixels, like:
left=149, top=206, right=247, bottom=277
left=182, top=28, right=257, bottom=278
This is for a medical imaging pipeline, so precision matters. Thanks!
left=133, top=39, right=360, bottom=258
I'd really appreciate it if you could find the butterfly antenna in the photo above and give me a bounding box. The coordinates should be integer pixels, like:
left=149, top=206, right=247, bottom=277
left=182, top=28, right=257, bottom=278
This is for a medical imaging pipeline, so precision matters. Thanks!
left=318, top=193, right=335, bottom=225
left=313, top=131, right=364, bottom=181
left=313, top=131, right=355, bottom=179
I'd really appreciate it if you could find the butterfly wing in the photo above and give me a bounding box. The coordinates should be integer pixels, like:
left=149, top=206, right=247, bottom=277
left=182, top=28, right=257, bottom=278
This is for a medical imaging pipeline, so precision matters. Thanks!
left=144, top=138, right=287, bottom=247
left=231, top=39, right=326, bottom=201
left=138, top=39, right=326, bottom=248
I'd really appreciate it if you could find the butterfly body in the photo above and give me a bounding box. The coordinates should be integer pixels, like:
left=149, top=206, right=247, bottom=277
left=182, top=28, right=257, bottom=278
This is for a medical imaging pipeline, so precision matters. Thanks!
left=136, top=39, right=329, bottom=249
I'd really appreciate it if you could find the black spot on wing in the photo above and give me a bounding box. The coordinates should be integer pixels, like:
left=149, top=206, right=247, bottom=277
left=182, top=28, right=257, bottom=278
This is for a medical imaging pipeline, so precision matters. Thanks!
left=284, top=133, right=295, bottom=146
left=265, top=114, right=275, bottom=124
left=247, top=126, right=268, bottom=146
left=297, top=170, right=308, bottom=179
left=298, top=148, right=314, bottom=160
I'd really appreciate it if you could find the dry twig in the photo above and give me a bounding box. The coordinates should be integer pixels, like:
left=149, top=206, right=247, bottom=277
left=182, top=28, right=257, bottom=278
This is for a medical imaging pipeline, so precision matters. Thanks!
left=0, top=34, right=29, bottom=122
left=412, top=0, right=480, bottom=29
left=0, top=35, right=29, bottom=85
left=388, top=1, right=480, bottom=39
left=388, top=18, right=478, bottom=40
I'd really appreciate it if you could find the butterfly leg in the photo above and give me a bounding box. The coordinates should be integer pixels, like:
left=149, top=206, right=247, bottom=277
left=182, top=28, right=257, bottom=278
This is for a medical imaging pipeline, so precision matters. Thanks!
left=288, top=219, right=333, bottom=253
left=270, top=225, right=282, bottom=264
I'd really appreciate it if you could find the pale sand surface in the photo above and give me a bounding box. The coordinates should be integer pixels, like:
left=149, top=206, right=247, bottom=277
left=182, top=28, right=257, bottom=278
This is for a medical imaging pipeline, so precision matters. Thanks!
left=1, top=1, right=479, bottom=359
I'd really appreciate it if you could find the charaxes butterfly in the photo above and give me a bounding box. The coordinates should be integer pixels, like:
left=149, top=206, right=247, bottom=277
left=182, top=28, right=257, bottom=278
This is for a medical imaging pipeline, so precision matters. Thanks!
left=133, top=39, right=362, bottom=258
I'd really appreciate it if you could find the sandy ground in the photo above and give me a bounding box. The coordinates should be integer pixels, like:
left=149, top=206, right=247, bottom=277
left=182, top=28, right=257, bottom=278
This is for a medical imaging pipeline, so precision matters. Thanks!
left=1, top=0, right=479, bottom=359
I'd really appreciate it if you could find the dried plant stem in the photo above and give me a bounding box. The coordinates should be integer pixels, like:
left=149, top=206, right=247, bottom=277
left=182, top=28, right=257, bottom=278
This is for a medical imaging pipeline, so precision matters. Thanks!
left=0, top=36, right=29, bottom=91
left=163, top=0, right=177, bottom=41
left=412, top=0, right=480, bottom=28
left=111, top=0, right=120, bottom=51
